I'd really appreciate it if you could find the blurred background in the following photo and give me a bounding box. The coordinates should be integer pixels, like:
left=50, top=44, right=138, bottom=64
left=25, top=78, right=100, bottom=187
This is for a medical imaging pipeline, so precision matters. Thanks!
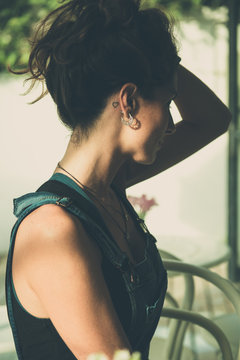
left=1, top=1, right=240, bottom=359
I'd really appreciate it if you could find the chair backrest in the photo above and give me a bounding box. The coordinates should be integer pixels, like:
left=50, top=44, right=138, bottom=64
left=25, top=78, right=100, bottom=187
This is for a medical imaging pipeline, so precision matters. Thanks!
left=158, top=250, right=195, bottom=359
left=151, top=258, right=240, bottom=360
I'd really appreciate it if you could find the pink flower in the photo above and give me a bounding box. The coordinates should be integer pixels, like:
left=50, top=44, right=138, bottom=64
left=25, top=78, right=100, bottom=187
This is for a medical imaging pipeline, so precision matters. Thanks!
left=137, top=194, right=158, bottom=212
left=127, top=194, right=158, bottom=219
left=127, top=195, right=141, bottom=207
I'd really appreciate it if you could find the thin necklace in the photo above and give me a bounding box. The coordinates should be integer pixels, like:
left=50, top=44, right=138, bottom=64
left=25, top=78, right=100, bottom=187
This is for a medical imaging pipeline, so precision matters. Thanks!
left=57, top=162, right=104, bottom=200
left=57, top=162, right=123, bottom=215
left=56, top=162, right=131, bottom=248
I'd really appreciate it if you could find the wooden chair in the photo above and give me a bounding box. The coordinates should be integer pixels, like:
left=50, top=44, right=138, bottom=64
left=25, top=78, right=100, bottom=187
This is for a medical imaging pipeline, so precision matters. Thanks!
left=150, top=259, right=240, bottom=360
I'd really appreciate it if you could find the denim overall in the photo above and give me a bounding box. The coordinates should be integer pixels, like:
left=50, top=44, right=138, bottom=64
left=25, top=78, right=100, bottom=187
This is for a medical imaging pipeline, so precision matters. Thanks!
left=5, top=174, right=167, bottom=360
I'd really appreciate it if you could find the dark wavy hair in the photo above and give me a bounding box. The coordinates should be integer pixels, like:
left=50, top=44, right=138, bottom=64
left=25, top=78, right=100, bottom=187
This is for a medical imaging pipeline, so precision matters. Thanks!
left=11, top=0, right=180, bottom=135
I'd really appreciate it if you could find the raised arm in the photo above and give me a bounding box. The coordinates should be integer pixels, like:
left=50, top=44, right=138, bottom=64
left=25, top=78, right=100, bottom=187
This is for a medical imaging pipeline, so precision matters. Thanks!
left=174, top=65, right=231, bottom=137
left=14, top=205, right=131, bottom=359
left=124, top=65, right=231, bottom=188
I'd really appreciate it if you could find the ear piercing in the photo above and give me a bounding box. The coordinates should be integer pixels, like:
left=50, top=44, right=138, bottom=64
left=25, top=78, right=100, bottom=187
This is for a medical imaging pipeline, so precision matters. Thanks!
left=121, top=112, right=141, bottom=130
left=112, top=101, right=140, bottom=130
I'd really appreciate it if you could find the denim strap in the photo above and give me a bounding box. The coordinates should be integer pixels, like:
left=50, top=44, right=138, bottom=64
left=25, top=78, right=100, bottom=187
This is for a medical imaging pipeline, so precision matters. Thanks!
left=6, top=192, right=128, bottom=359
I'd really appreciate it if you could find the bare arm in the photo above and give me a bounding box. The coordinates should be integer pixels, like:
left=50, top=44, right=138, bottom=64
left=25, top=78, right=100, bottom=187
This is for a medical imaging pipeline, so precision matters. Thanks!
left=124, top=65, right=231, bottom=188
left=20, top=205, right=131, bottom=359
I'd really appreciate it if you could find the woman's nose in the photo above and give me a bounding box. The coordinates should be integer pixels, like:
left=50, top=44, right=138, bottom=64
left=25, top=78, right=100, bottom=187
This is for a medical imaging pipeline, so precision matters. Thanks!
left=165, top=112, right=176, bottom=135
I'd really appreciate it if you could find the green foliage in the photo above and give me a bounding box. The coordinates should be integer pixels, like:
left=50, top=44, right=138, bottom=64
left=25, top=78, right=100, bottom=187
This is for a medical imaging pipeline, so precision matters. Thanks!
left=142, top=0, right=228, bottom=16
left=0, top=0, right=59, bottom=73
left=0, top=0, right=229, bottom=73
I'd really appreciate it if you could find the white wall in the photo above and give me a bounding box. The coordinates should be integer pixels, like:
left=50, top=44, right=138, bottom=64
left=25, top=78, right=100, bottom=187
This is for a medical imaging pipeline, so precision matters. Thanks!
left=0, top=77, right=70, bottom=253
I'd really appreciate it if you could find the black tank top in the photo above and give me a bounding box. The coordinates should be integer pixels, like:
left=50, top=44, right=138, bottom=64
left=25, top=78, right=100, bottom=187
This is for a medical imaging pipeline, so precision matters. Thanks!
left=10, top=254, right=131, bottom=359
left=6, top=174, right=167, bottom=360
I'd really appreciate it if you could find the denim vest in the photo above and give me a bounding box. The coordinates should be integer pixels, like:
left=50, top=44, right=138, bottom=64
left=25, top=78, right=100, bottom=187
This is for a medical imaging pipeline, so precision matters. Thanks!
left=5, top=174, right=167, bottom=360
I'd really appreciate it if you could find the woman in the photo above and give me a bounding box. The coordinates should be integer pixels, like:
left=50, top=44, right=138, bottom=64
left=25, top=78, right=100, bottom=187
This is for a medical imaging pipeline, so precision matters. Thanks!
left=6, top=0, right=231, bottom=359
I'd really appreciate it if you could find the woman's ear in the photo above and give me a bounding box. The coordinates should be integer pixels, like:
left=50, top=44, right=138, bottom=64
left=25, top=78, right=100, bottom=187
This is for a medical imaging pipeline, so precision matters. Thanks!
left=119, top=83, right=139, bottom=117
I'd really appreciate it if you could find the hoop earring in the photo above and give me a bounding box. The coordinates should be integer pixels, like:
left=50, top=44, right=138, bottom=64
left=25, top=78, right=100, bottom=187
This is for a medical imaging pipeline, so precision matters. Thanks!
left=129, top=113, right=141, bottom=130
left=121, top=112, right=141, bottom=130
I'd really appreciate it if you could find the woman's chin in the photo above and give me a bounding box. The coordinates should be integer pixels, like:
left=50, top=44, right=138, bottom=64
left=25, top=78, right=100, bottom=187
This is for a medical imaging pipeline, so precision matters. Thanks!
left=133, top=152, right=157, bottom=165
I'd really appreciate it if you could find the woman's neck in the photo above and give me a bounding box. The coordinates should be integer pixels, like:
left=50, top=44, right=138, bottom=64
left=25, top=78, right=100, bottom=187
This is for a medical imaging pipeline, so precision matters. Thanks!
left=54, top=130, right=127, bottom=197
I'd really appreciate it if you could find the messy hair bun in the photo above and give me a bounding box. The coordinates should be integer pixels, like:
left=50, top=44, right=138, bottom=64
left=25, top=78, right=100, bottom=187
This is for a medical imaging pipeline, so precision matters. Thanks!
left=97, top=0, right=140, bottom=26
left=12, top=0, right=179, bottom=135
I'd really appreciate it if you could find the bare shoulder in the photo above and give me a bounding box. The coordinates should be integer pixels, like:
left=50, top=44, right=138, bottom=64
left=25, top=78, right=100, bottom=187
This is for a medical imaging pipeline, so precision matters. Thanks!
left=14, top=204, right=130, bottom=357
left=15, top=203, right=102, bottom=273
left=18, top=203, right=83, bottom=238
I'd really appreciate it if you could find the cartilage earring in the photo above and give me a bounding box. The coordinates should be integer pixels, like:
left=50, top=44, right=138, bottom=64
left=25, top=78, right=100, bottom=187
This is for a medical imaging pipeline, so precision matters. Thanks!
left=120, top=111, right=129, bottom=126
left=128, top=113, right=141, bottom=129
left=121, top=112, right=141, bottom=130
